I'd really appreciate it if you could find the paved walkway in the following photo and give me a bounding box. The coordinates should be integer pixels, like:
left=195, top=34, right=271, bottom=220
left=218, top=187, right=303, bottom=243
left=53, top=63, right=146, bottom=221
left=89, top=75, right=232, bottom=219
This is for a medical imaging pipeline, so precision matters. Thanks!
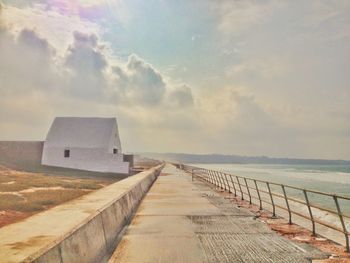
left=109, top=164, right=326, bottom=263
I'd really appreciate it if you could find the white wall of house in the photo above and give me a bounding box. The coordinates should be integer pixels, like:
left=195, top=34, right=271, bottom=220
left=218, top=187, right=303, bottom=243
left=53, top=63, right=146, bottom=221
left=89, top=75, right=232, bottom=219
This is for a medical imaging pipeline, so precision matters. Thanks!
left=41, top=117, right=130, bottom=174
left=107, top=121, right=122, bottom=154
left=42, top=147, right=129, bottom=173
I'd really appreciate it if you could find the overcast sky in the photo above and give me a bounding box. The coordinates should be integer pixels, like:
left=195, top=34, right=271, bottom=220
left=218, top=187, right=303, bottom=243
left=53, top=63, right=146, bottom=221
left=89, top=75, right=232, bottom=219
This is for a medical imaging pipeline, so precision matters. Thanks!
left=0, top=0, right=349, bottom=159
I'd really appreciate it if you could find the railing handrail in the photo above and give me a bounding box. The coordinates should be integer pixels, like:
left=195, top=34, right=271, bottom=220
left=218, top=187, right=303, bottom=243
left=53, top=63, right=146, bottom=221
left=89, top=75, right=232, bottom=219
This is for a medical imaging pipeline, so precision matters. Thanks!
left=175, top=163, right=350, bottom=252
left=188, top=165, right=350, bottom=200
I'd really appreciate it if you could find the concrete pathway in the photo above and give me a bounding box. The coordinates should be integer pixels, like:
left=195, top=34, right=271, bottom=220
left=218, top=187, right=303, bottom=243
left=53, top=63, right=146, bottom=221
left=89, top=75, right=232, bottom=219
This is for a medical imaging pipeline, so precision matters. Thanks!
left=109, top=164, right=327, bottom=263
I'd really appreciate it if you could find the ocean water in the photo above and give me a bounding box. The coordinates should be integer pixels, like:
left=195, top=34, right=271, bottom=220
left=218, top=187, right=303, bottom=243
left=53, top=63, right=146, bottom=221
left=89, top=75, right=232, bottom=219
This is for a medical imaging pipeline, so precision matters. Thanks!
left=189, top=163, right=350, bottom=213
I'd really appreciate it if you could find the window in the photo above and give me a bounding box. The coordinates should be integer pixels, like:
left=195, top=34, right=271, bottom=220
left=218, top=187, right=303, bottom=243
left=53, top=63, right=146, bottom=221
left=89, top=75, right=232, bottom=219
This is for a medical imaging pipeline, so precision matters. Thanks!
left=113, top=148, right=118, bottom=154
left=64, top=149, right=70, bottom=158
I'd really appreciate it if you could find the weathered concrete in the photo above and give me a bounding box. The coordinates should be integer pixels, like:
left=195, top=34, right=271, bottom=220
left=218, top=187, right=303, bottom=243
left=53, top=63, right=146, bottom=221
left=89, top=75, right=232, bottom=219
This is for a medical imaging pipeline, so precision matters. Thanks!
left=0, top=141, right=43, bottom=166
left=109, top=164, right=328, bottom=263
left=0, top=164, right=163, bottom=263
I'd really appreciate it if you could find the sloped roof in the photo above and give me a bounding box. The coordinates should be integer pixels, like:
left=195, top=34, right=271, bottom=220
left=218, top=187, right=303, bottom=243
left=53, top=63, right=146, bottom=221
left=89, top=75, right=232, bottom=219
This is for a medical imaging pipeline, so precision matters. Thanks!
left=44, top=117, right=120, bottom=148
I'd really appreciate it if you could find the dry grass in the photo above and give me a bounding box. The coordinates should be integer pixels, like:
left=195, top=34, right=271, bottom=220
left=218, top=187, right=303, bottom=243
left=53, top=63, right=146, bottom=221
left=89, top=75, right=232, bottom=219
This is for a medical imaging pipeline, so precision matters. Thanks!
left=0, top=194, right=25, bottom=211
left=0, top=190, right=89, bottom=213
left=0, top=165, right=116, bottom=226
left=0, top=166, right=106, bottom=192
left=24, top=189, right=88, bottom=210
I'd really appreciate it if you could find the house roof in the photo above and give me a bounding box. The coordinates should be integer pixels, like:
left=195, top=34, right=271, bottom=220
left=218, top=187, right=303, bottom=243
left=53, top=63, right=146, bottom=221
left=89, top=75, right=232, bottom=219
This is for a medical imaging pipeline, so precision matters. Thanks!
left=44, top=117, right=121, bottom=149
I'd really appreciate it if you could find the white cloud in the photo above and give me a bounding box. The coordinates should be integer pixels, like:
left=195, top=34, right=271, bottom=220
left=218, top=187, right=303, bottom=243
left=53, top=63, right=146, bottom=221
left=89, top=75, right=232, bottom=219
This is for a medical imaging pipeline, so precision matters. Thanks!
left=0, top=11, right=197, bottom=145
left=1, top=3, right=101, bottom=50
left=166, top=84, right=193, bottom=108
left=63, top=31, right=110, bottom=100
left=43, top=0, right=132, bottom=26
left=0, top=27, right=58, bottom=95
left=216, top=0, right=282, bottom=36
left=226, top=57, right=289, bottom=79
left=304, top=1, right=350, bottom=41
left=112, top=54, right=166, bottom=106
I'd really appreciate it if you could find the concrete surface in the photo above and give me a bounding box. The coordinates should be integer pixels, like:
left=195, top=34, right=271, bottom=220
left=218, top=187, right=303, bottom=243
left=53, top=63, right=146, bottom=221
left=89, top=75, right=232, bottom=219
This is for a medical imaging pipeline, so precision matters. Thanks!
left=0, top=164, right=163, bottom=263
left=0, top=141, right=43, bottom=166
left=109, top=164, right=328, bottom=263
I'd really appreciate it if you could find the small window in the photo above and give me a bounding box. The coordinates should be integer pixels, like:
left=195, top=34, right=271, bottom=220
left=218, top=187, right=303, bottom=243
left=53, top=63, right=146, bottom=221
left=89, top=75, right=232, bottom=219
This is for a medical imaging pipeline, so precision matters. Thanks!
left=64, top=149, right=70, bottom=158
left=113, top=148, right=118, bottom=154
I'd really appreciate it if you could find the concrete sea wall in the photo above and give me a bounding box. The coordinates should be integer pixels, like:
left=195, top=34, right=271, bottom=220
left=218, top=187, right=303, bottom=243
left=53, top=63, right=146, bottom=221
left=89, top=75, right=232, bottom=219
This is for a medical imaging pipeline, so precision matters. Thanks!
left=0, top=164, right=163, bottom=263
left=0, top=141, right=43, bottom=168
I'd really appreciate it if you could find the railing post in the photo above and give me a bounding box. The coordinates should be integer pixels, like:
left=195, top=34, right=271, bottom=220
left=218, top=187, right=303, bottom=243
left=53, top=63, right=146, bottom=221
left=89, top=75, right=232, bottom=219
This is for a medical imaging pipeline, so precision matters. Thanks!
left=237, top=177, right=244, bottom=200
left=223, top=173, right=232, bottom=193
left=209, top=170, right=214, bottom=184
left=218, top=172, right=225, bottom=190
left=303, top=190, right=316, bottom=236
left=333, top=195, right=349, bottom=252
left=229, top=174, right=237, bottom=196
left=266, top=182, right=276, bottom=217
left=220, top=172, right=226, bottom=190
left=191, top=169, right=194, bottom=181
left=224, top=173, right=231, bottom=193
left=209, top=170, right=219, bottom=187
left=244, top=178, right=252, bottom=204
left=281, top=185, right=292, bottom=224
left=216, top=171, right=224, bottom=189
left=205, top=169, right=209, bottom=182
left=254, top=180, right=262, bottom=210
left=208, top=170, right=214, bottom=185
left=205, top=170, right=209, bottom=182
left=198, top=169, right=202, bottom=180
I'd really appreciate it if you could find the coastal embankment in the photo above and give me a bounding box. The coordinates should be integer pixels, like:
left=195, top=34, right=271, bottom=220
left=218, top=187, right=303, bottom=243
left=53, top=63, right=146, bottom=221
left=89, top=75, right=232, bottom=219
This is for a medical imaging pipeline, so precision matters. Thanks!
left=0, top=164, right=163, bottom=263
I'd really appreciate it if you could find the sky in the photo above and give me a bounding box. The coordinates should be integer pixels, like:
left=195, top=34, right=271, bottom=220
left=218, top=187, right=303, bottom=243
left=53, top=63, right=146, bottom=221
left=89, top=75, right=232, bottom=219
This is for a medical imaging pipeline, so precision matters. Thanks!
left=0, top=0, right=349, bottom=159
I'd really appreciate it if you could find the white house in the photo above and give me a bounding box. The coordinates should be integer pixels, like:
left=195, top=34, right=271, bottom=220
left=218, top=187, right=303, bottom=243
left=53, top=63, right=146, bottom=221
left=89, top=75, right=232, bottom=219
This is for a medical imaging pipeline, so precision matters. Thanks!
left=41, top=117, right=130, bottom=174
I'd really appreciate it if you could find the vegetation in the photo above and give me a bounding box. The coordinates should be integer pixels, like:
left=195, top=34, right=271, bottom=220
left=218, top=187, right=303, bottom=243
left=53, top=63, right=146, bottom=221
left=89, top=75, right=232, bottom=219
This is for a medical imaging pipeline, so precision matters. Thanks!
left=0, top=194, right=25, bottom=211
left=0, top=167, right=107, bottom=192
left=0, top=165, right=116, bottom=226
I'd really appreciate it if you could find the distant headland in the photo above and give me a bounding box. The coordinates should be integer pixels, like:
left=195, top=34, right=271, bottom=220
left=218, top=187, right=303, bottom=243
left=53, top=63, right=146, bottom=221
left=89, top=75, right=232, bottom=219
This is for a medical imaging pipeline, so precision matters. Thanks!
left=140, top=152, right=350, bottom=165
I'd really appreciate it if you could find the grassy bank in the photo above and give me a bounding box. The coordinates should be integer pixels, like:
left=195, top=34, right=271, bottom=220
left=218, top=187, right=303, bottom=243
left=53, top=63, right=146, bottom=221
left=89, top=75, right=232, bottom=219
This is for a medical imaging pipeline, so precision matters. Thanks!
left=0, top=165, right=117, bottom=227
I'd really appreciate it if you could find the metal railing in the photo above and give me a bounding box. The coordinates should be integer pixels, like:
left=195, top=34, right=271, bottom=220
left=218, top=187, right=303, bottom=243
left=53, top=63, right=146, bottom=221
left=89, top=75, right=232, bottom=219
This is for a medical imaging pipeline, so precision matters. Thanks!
left=175, top=163, right=350, bottom=252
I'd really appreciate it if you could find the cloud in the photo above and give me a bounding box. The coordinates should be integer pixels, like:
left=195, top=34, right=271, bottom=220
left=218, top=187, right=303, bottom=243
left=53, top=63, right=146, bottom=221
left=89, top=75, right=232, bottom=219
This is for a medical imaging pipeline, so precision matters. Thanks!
left=44, top=0, right=132, bottom=25
left=0, top=15, right=192, bottom=107
left=65, top=31, right=107, bottom=73
left=226, top=57, right=289, bottom=79
left=166, top=84, right=194, bottom=108
left=0, top=17, right=197, bottom=144
left=301, top=1, right=350, bottom=42
left=0, top=3, right=101, bottom=50
left=0, top=27, right=58, bottom=96
left=216, top=0, right=282, bottom=36
left=112, top=54, right=166, bottom=106
left=198, top=87, right=264, bottom=131
left=63, top=31, right=110, bottom=99
left=17, top=29, right=54, bottom=55
left=194, top=86, right=308, bottom=156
